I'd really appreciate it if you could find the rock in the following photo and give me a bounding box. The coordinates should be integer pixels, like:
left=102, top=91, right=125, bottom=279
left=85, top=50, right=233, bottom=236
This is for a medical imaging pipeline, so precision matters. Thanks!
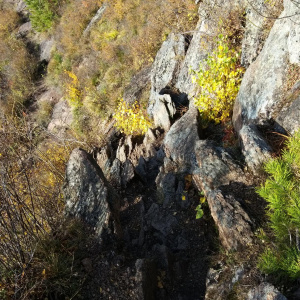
left=134, top=259, right=157, bottom=300
left=276, top=81, right=300, bottom=134
left=39, top=38, right=54, bottom=62
left=83, top=4, right=107, bottom=37
left=193, top=140, right=253, bottom=250
left=241, top=0, right=279, bottom=67
left=193, top=140, right=247, bottom=193
left=116, top=140, right=127, bottom=163
left=135, top=156, right=147, bottom=183
left=63, top=149, right=120, bottom=236
left=16, top=0, right=28, bottom=16
left=145, top=203, right=178, bottom=236
left=156, top=172, right=176, bottom=208
left=207, top=190, right=253, bottom=250
left=108, top=159, right=121, bottom=188
left=233, top=0, right=300, bottom=131
left=163, top=106, right=200, bottom=173
left=17, top=22, right=32, bottom=37
left=205, top=264, right=245, bottom=300
left=96, top=146, right=111, bottom=171
left=238, top=124, right=272, bottom=172
left=175, top=19, right=214, bottom=96
left=152, top=94, right=176, bottom=131
left=124, top=66, right=152, bottom=104
left=47, top=100, right=73, bottom=137
left=247, top=283, right=287, bottom=300
left=148, top=33, right=186, bottom=116
left=121, top=159, right=135, bottom=187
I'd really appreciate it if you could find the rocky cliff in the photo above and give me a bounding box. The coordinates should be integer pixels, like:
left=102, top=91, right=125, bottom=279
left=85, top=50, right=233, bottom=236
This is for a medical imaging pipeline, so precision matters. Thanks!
left=4, top=0, right=300, bottom=298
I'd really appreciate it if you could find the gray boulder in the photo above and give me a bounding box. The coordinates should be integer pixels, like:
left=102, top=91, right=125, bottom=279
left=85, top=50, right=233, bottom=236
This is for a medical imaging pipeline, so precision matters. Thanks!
left=152, top=94, right=176, bottom=131
left=193, top=140, right=247, bottom=193
left=276, top=81, right=300, bottom=134
left=175, top=19, right=214, bottom=96
left=163, top=106, right=200, bottom=173
left=148, top=33, right=186, bottom=116
left=233, top=0, right=300, bottom=131
left=193, top=140, right=253, bottom=250
left=64, top=149, right=120, bottom=236
left=239, top=125, right=272, bottom=172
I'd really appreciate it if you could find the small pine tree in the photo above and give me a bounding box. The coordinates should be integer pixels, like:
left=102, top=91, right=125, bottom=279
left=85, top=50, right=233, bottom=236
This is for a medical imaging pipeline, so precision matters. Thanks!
left=257, top=131, right=300, bottom=280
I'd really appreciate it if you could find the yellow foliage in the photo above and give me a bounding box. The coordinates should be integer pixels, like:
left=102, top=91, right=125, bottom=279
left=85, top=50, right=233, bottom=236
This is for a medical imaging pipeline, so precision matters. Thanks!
left=191, top=35, right=244, bottom=123
left=65, top=70, right=82, bottom=108
left=113, top=99, right=152, bottom=135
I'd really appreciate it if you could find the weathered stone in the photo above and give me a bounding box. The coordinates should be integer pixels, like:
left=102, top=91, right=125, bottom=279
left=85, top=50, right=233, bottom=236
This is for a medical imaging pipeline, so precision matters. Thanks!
left=135, top=156, right=147, bottom=183
left=247, top=283, right=287, bottom=300
left=233, top=0, right=300, bottom=131
left=163, top=106, right=200, bottom=173
left=121, top=159, right=135, bottom=187
left=207, top=190, right=252, bottom=250
left=37, top=88, right=60, bottom=104
left=96, top=147, right=110, bottom=171
left=64, top=149, right=120, bottom=236
left=40, top=38, right=54, bottom=62
left=276, top=81, right=300, bottom=134
left=116, top=141, right=127, bottom=163
left=193, top=140, right=253, bottom=250
left=152, top=94, right=176, bottom=131
left=193, top=140, right=247, bottom=193
left=108, top=159, right=121, bottom=188
left=175, top=19, right=214, bottom=96
left=17, top=22, right=32, bottom=37
left=145, top=203, right=178, bottom=236
left=205, top=264, right=245, bottom=300
left=47, top=100, right=73, bottom=137
left=241, top=0, right=279, bottom=67
left=239, top=125, right=272, bottom=172
left=148, top=33, right=186, bottom=116
left=156, top=172, right=176, bottom=208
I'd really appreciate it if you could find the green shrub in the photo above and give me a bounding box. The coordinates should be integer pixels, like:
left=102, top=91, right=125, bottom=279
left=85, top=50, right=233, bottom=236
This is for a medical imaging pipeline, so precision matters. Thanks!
left=24, top=0, right=59, bottom=32
left=257, top=131, right=300, bottom=280
left=191, top=34, right=244, bottom=123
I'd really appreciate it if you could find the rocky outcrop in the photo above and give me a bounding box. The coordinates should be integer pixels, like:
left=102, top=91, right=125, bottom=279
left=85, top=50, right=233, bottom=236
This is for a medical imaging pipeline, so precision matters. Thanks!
left=152, top=94, right=176, bottom=131
left=64, top=148, right=120, bottom=236
left=233, top=0, right=300, bottom=129
left=276, top=81, right=300, bottom=134
left=238, top=125, right=272, bottom=171
left=163, top=106, right=200, bottom=173
left=148, top=33, right=186, bottom=116
left=193, top=140, right=253, bottom=250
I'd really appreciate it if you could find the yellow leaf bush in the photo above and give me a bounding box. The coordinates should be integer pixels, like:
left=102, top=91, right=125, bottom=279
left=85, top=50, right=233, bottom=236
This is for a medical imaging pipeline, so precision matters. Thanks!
left=65, top=70, right=82, bottom=108
left=191, top=34, right=244, bottom=123
left=113, top=99, right=152, bottom=135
